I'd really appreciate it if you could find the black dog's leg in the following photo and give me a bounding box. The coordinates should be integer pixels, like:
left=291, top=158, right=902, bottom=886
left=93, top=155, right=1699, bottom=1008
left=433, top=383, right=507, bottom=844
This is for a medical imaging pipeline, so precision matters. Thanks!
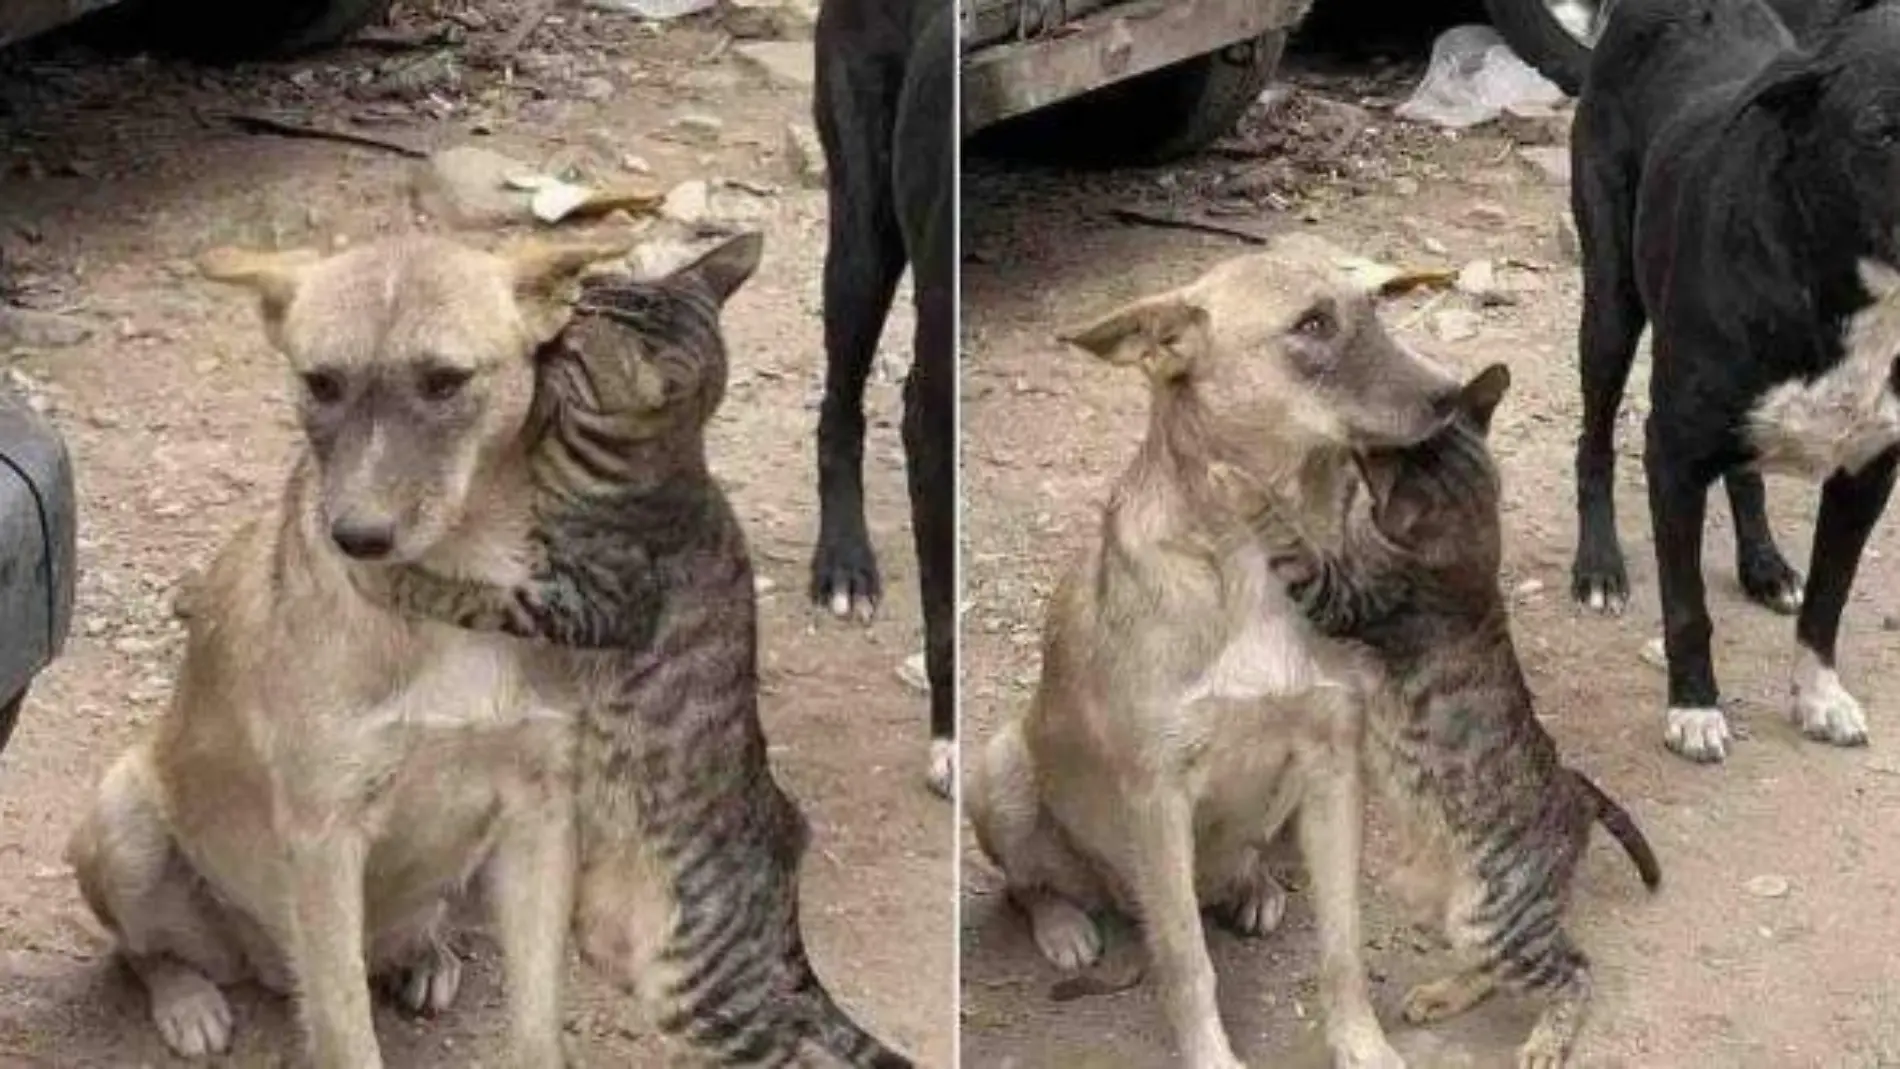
left=1571, top=149, right=1647, bottom=614
left=812, top=42, right=907, bottom=622
left=1787, top=448, right=1898, bottom=746
left=894, top=1, right=957, bottom=797
left=1724, top=470, right=1804, bottom=614
left=1644, top=414, right=1729, bottom=762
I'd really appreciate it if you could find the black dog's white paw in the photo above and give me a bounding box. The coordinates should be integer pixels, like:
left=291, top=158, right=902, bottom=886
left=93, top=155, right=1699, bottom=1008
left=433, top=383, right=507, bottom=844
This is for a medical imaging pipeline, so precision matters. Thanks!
left=1791, top=651, right=1869, bottom=747
left=1664, top=706, right=1732, bottom=762
left=1571, top=546, right=1629, bottom=615
left=811, top=537, right=880, bottom=623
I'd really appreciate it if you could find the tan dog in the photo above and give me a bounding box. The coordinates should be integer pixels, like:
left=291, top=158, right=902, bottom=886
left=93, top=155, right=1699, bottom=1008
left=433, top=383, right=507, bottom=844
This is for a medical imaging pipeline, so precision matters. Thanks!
left=65, top=234, right=631, bottom=1068
left=966, top=234, right=1458, bottom=1069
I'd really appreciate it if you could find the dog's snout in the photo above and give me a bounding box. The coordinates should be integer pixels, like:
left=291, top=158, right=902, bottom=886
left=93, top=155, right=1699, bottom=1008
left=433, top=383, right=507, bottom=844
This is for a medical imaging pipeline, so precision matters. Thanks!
left=330, top=519, right=396, bottom=560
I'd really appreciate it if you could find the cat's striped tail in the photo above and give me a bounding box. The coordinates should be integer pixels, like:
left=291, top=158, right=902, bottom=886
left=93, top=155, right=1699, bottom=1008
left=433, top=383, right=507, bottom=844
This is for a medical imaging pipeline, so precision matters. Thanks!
left=798, top=972, right=913, bottom=1068
left=1573, top=770, right=1662, bottom=890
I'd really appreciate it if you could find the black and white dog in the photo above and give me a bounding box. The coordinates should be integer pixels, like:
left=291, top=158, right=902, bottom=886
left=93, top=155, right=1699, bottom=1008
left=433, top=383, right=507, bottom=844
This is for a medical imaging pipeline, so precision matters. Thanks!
left=811, top=0, right=955, bottom=795
left=1571, top=0, right=1900, bottom=762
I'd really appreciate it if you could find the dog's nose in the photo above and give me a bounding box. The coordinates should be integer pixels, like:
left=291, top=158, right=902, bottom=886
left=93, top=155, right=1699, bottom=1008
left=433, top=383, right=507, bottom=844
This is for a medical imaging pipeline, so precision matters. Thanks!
left=331, top=519, right=396, bottom=560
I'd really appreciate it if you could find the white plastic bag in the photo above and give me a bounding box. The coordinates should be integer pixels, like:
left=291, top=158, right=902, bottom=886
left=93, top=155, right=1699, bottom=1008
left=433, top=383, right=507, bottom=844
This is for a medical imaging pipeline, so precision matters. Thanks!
left=1396, top=25, right=1567, bottom=130
left=585, top=0, right=717, bottom=19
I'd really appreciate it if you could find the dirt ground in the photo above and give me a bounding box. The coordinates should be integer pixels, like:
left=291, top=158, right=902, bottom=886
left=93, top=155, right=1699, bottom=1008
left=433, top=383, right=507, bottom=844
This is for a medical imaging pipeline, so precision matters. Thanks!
left=0, top=4, right=951, bottom=1066
left=960, top=53, right=1900, bottom=1069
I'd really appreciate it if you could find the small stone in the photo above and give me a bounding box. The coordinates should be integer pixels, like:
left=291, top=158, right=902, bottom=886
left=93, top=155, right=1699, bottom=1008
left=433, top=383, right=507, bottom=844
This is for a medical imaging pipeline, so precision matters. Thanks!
left=1514, top=578, right=1545, bottom=598
left=620, top=154, right=653, bottom=175
left=1553, top=213, right=1581, bottom=264
left=1455, top=260, right=1502, bottom=303
left=1431, top=308, right=1481, bottom=343
left=753, top=575, right=778, bottom=596
left=1518, top=146, right=1571, bottom=185
left=1640, top=637, right=1667, bottom=670
left=671, top=113, right=725, bottom=146
left=1465, top=201, right=1510, bottom=228
left=1745, top=874, right=1790, bottom=899
left=410, top=145, right=534, bottom=228
left=0, top=307, right=91, bottom=349
left=661, top=180, right=711, bottom=226
left=1420, top=235, right=1448, bottom=257
left=784, top=122, right=826, bottom=187
left=733, top=41, right=815, bottom=90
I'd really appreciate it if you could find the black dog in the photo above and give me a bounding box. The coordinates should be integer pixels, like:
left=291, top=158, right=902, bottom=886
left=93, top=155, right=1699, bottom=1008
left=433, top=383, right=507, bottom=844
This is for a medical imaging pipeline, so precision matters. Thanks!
left=812, top=0, right=954, bottom=795
left=1571, top=0, right=1900, bottom=762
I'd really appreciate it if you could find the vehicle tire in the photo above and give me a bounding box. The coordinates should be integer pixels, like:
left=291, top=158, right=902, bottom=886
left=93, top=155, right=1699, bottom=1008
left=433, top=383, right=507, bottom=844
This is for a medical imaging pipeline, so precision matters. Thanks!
left=1483, top=0, right=1606, bottom=96
left=0, top=692, right=21, bottom=757
left=975, top=31, right=1287, bottom=167
left=117, top=0, right=395, bottom=61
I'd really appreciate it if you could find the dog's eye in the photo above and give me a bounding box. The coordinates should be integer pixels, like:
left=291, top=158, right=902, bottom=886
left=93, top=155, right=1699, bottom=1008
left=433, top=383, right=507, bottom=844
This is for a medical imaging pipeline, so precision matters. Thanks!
left=301, top=371, right=345, bottom=406
left=1292, top=308, right=1336, bottom=340
left=418, top=367, right=473, bottom=402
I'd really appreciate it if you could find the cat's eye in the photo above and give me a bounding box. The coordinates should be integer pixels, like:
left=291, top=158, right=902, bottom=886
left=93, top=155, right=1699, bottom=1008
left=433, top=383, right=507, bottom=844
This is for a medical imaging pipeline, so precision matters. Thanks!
left=1292, top=306, right=1336, bottom=340
left=301, top=370, right=345, bottom=406
left=418, top=366, right=473, bottom=402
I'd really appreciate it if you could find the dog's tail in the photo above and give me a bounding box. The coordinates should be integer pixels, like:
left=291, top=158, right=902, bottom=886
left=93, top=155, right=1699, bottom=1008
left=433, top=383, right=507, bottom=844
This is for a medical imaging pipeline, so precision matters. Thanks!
left=796, top=969, right=913, bottom=1069
left=1573, top=769, right=1662, bottom=890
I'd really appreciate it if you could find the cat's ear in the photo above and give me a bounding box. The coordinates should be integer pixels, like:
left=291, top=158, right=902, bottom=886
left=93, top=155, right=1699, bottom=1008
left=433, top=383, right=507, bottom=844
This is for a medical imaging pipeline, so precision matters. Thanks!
left=671, top=231, right=764, bottom=304
left=1354, top=450, right=1429, bottom=541
left=1458, top=362, right=1511, bottom=435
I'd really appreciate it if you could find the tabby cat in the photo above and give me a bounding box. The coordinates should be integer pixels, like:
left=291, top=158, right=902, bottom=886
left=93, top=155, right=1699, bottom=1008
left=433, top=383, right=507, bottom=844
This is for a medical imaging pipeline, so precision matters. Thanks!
left=357, top=234, right=911, bottom=1068
left=1257, top=363, right=1660, bottom=1069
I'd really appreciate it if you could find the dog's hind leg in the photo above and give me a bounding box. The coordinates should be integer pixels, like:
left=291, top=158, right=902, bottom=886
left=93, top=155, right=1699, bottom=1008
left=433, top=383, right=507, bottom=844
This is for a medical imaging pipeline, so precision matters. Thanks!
left=67, top=751, right=248, bottom=1058
left=1570, top=145, right=1646, bottom=615
left=1724, top=471, right=1804, bottom=614
left=369, top=900, right=463, bottom=1019
left=894, top=0, right=957, bottom=797
left=1788, top=448, right=1898, bottom=747
left=811, top=35, right=907, bottom=623
left=966, top=723, right=1107, bottom=970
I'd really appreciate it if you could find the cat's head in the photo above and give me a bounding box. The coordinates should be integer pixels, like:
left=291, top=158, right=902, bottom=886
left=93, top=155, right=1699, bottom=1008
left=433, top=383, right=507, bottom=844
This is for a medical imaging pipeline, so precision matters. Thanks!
left=1350, top=362, right=1511, bottom=595
left=537, top=232, right=764, bottom=440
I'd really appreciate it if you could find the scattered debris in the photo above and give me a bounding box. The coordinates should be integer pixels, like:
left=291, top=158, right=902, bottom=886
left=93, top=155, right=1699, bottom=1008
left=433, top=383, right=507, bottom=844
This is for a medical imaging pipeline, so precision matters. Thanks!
left=0, top=307, right=91, bottom=350
left=1431, top=308, right=1481, bottom=342
left=1049, top=961, right=1145, bottom=1002
left=1107, top=207, right=1275, bottom=245
left=670, top=113, right=726, bottom=145
left=411, top=145, right=535, bottom=227
left=1640, top=637, right=1668, bottom=670
left=734, top=41, right=816, bottom=90
left=585, top=0, right=717, bottom=18
left=725, top=0, right=816, bottom=39
left=1745, top=875, right=1791, bottom=899
left=1518, top=145, right=1572, bottom=185
left=225, top=113, right=427, bottom=158
left=1456, top=259, right=1513, bottom=305
left=784, top=123, right=826, bottom=187
left=661, top=179, right=712, bottom=226
left=897, top=652, right=929, bottom=695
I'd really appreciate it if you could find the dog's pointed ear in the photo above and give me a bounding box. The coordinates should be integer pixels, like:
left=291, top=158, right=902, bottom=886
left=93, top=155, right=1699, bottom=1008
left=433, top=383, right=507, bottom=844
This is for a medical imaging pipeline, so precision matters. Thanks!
left=198, top=246, right=322, bottom=350
left=1457, top=362, right=1512, bottom=435
left=506, top=237, right=638, bottom=344
left=1058, top=296, right=1209, bottom=381
left=1860, top=258, right=1900, bottom=302
left=668, top=232, right=764, bottom=305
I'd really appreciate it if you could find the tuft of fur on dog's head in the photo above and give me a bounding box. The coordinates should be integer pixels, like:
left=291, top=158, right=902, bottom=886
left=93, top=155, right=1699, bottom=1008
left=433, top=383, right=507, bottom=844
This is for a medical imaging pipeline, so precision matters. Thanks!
left=200, top=234, right=634, bottom=564
left=1058, top=233, right=1460, bottom=485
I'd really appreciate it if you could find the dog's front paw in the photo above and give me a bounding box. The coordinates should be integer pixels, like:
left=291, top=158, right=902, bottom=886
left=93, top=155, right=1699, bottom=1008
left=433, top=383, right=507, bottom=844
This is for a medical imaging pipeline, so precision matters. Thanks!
left=1571, top=544, right=1629, bottom=615
left=1025, top=892, right=1102, bottom=971
left=1664, top=706, right=1732, bottom=763
left=391, top=940, right=463, bottom=1017
left=1791, top=655, right=1869, bottom=747
left=1738, top=549, right=1803, bottom=616
left=151, top=969, right=233, bottom=1058
left=811, top=534, right=880, bottom=622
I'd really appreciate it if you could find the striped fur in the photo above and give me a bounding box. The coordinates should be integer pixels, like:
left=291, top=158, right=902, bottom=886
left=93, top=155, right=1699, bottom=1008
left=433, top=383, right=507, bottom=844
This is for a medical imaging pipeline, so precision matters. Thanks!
left=1259, top=365, right=1659, bottom=1069
left=370, top=235, right=911, bottom=1068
